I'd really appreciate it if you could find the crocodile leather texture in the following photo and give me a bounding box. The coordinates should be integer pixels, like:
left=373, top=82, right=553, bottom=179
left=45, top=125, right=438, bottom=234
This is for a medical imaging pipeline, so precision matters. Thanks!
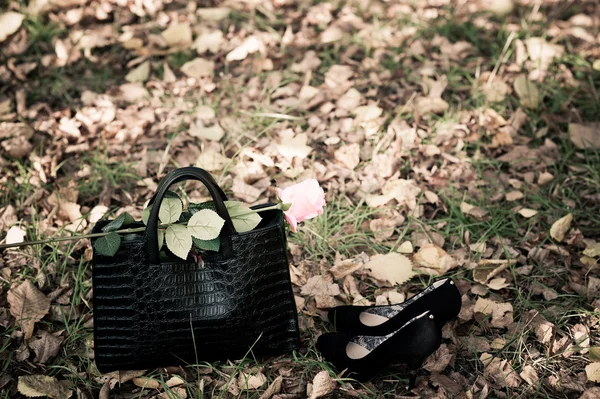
left=91, top=169, right=300, bottom=373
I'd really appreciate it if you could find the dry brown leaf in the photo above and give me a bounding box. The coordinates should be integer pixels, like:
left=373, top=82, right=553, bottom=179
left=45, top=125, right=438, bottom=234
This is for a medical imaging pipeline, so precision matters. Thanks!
left=276, top=130, right=313, bottom=159
left=5, top=225, right=26, bottom=244
left=423, top=344, right=453, bottom=373
left=158, top=387, right=187, bottom=399
left=17, top=375, right=72, bottom=399
left=474, top=298, right=513, bottom=328
left=398, top=241, right=413, bottom=254
left=363, top=253, right=415, bottom=287
left=7, top=280, right=51, bottom=339
left=473, top=259, right=513, bottom=285
left=231, top=178, right=263, bottom=203
left=520, top=365, right=539, bottom=386
left=569, top=123, right=600, bottom=150
left=336, top=88, right=362, bottom=111
left=189, top=123, right=224, bottom=141
left=482, top=80, right=509, bottom=103
left=518, top=208, right=538, bottom=218
left=414, top=97, right=449, bottom=115
left=162, top=23, right=192, bottom=47
left=481, top=354, right=521, bottom=388
left=586, top=363, right=600, bottom=382
left=460, top=201, right=489, bottom=220
left=125, top=61, right=150, bottom=83
left=366, top=179, right=421, bottom=208
left=514, top=75, right=539, bottom=109
left=193, top=30, right=223, bottom=54
left=132, top=377, right=160, bottom=389
left=584, top=242, right=600, bottom=258
left=238, top=372, right=267, bottom=390
left=550, top=213, right=573, bottom=242
left=0, top=12, right=24, bottom=43
left=413, top=244, right=458, bottom=276
left=196, top=150, right=230, bottom=171
left=29, top=330, right=63, bottom=364
left=334, top=143, right=360, bottom=169
left=538, top=171, right=554, bottom=185
left=308, top=371, right=336, bottom=399
left=301, top=275, right=340, bottom=297
left=226, top=36, right=264, bottom=62
left=505, top=191, right=523, bottom=201
left=180, top=58, right=214, bottom=78
left=258, top=375, right=282, bottom=399
left=524, top=37, right=564, bottom=80
left=329, top=252, right=366, bottom=280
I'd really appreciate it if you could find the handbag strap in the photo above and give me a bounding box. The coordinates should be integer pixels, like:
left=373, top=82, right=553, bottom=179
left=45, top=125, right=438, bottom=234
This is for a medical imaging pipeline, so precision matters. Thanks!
left=144, top=167, right=235, bottom=263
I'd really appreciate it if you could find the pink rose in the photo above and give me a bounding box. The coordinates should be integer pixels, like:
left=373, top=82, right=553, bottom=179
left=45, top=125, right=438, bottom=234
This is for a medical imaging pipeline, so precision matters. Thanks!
left=277, top=179, right=326, bottom=232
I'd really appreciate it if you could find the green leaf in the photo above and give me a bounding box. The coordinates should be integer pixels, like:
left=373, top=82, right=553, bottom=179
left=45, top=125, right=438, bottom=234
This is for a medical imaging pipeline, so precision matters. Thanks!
left=142, top=206, right=151, bottom=225
left=158, top=229, right=164, bottom=250
left=102, top=212, right=135, bottom=232
left=159, top=195, right=183, bottom=224
left=192, top=236, right=220, bottom=252
left=189, top=201, right=216, bottom=213
left=225, top=201, right=262, bottom=233
left=94, top=232, right=121, bottom=257
left=165, top=224, right=192, bottom=260
left=187, top=209, right=225, bottom=240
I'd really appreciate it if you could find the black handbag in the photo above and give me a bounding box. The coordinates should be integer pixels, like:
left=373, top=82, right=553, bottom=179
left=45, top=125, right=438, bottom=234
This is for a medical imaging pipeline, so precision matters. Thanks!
left=91, top=167, right=300, bottom=372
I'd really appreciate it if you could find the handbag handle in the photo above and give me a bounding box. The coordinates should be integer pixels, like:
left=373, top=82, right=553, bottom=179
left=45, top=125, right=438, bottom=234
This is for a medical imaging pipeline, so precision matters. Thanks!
left=144, top=167, right=235, bottom=264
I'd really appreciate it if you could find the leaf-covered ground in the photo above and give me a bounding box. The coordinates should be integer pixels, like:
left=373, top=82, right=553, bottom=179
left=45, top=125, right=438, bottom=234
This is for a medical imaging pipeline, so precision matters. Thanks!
left=1, top=0, right=600, bottom=398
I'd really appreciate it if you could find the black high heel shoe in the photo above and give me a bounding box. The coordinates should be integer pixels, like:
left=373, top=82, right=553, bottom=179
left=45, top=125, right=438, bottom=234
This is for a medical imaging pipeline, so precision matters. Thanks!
left=328, top=278, right=460, bottom=335
left=317, top=311, right=441, bottom=382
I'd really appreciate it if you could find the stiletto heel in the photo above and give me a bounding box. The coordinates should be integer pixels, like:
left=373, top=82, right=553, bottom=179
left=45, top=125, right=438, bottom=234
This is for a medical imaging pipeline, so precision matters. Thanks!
left=317, top=311, right=442, bottom=382
left=328, top=278, right=461, bottom=335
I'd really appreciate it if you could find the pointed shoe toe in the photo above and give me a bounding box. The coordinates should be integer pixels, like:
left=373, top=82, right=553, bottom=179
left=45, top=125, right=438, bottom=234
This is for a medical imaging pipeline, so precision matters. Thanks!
left=317, top=311, right=442, bottom=382
left=328, top=278, right=461, bottom=335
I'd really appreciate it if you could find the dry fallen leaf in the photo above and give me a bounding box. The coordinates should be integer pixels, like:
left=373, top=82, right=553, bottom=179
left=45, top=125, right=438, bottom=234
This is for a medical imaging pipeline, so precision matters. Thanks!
left=363, top=253, right=415, bottom=287
left=125, top=61, right=150, bottom=83
left=584, top=242, right=600, bottom=258
left=161, top=23, right=193, bottom=47
left=334, top=143, right=360, bottom=169
left=518, top=208, right=538, bottom=218
left=226, top=36, right=264, bottom=62
left=514, top=75, right=539, bottom=109
left=474, top=298, right=514, bottom=328
left=0, top=12, right=24, bottom=43
left=473, top=259, right=513, bottom=286
left=520, top=365, right=539, bottom=386
left=5, top=225, right=26, bottom=244
left=18, top=375, right=72, bottom=399
left=276, top=130, right=313, bottom=159
left=505, top=190, right=523, bottom=201
left=29, top=330, right=63, bottom=364
left=586, top=363, right=600, bottom=382
left=238, top=371, right=267, bottom=390
left=481, top=354, right=521, bottom=388
left=189, top=123, right=224, bottom=142
left=7, top=280, right=51, bottom=339
left=258, top=375, right=282, bottom=399
left=550, top=213, right=573, bottom=242
left=301, top=275, right=340, bottom=297
left=460, top=201, right=489, bottom=220
left=413, top=244, right=458, bottom=276
left=329, top=252, right=366, bottom=280
left=569, top=123, right=600, bottom=150
left=180, top=58, right=214, bottom=78
left=308, top=371, right=336, bottom=399
left=398, top=241, right=413, bottom=254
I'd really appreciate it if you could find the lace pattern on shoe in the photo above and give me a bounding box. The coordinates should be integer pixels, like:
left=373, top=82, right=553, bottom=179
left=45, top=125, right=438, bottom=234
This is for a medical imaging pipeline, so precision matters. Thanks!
left=362, top=279, right=447, bottom=319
